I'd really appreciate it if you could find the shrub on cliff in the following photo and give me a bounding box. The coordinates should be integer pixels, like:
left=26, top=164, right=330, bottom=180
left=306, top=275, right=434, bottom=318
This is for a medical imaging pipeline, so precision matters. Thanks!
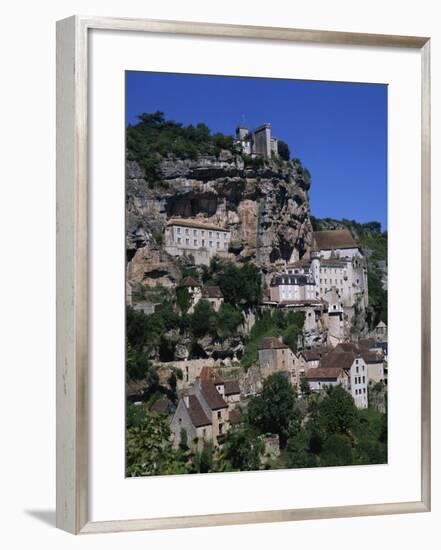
left=126, top=111, right=236, bottom=181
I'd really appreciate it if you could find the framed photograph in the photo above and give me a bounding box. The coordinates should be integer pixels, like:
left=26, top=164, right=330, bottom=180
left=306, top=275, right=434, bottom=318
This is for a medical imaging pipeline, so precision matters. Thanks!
left=56, top=16, right=431, bottom=534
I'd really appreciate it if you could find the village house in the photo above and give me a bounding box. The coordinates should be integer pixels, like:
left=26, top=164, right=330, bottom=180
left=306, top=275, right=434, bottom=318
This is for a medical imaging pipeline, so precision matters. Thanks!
left=258, top=336, right=301, bottom=389
left=305, top=367, right=349, bottom=392
left=201, top=286, right=224, bottom=312
left=170, top=370, right=241, bottom=450
left=374, top=320, right=387, bottom=342
left=298, top=346, right=331, bottom=372
left=165, top=218, right=231, bottom=265
left=360, top=350, right=387, bottom=385
left=319, top=350, right=369, bottom=409
left=235, top=123, right=279, bottom=158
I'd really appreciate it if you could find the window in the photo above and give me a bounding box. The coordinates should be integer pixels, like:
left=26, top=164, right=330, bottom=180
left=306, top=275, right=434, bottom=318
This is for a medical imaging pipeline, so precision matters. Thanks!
left=177, top=237, right=181, bottom=244
left=177, top=227, right=181, bottom=234
left=216, top=241, right=220, bottom=248
left=363, top=376, right=365, bottom=383
left=201, top=230, right=205, bottom=236
left=217, top=411, right=221, bottom=419
left=223, top=232, right=226, bottom=239
left=202, top=239, right=205, bottom=246
left=209, top=241, right=213, bottom=248
left=194, top=240, right=198, bottom=246
left=209, top=231, right=212, bottom=237
left=216, top=232, right=219, bottom=238
left=219, top=423, right=223, bottom=434
left=185, top=238, right=189, bottom=245
left=224, top=242, right=227, bottom=249
left=185, top=228, right=189, bottom=235
left=193, top=229, right=197, bottom=235
left=356, top=366, right=359, bottom=373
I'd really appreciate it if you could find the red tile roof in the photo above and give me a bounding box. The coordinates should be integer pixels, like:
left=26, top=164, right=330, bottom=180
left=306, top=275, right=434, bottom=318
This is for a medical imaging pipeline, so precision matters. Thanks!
left=320, top=351, right=357, bottom=370
left=180, top=276, right=200, bottom=287
left=305, top=367, right=346, bottom=380
left=313, top=229, right=357, bottom=250
left=224, top=380, right=240, bottom=396
left=333, top=343, right=359, bottom=353
left=259, top=336, right=289, bottom=350
left=202, top=286, right=224, bottom=299
left=361, top=351, right=383, bottom=364
left=167, top=218, right=229, bottom=232
left=229, top=408, right=242, bottom=424
left=187, top=395, right=211, bottom=427
left=200, top=381, right=228, bottom=410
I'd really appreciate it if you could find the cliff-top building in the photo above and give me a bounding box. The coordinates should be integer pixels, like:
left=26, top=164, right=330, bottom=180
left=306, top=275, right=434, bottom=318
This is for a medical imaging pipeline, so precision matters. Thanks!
left=235, top=123, right=279, bottom=159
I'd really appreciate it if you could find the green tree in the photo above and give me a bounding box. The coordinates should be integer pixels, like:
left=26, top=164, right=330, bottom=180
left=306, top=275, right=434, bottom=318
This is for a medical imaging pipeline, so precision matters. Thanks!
left=221, top=425, right=264, bottom=471
left=317, top=385, right=358, bottom=435
left=277, top=139, right=290, bottom=161
left=190, top=299, right=217, bottom=337
left=320, top=434, right=354, bottom=467
left=216, top=303, right=243, bottom=339
left=126, top=407, right=189, bottom=476
left=176, top=286, right=191, bottom=314
left=247, top=373, right=295, bottom=447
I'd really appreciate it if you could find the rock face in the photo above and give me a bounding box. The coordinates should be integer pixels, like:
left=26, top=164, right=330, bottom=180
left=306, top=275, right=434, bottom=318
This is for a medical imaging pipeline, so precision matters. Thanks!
left=126, top=154, right=313, bottom=291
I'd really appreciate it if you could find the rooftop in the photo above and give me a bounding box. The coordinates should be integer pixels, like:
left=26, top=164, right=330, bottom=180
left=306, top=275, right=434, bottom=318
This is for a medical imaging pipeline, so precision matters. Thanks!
left=224, top=380, right=241, bottom=396
left=259, top=336, right=289, bottom=351
left=180, top=276, right=200, bottom=287
left=187, top=395, right=211, bottom=427
left=313, top=229, right=358, bottom=251
left=305, top=367, right=346, bottom=380
left=202, top=286, right=224, bottom=299
left=200, top=381, right=228, bottom=410
left=320, top=351, right=358, bottom=370
left=167, top=218, right=229, bottom=232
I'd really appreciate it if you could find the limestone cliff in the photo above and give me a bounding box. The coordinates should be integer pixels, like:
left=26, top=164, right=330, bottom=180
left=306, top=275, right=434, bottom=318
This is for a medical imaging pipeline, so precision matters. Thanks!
left=126, top=153, right=313, bottom=292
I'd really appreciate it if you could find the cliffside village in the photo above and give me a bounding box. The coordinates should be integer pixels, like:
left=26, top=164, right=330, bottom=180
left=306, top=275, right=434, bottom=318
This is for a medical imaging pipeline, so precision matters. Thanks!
left=127, top=122, right=387, bottom=456
left=130, top=218, right=387, bottom=453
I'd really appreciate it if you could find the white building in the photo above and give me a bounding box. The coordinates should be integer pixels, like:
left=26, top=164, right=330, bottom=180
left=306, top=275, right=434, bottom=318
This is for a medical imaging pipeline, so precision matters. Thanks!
left=320, top=351, right=369, bottom=409
left=165, top=218, right=231, bottom=265
left=269, top=273, right=316, bottom=303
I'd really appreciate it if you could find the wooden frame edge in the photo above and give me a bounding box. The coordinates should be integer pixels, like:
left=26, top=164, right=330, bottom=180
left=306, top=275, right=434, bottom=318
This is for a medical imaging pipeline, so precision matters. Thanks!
left=56, top=15, right=431, bottom=535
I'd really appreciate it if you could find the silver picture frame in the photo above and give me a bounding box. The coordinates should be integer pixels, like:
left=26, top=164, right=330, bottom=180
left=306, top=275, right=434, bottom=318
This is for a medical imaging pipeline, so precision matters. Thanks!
left=56, top=15, right=431, bottom=535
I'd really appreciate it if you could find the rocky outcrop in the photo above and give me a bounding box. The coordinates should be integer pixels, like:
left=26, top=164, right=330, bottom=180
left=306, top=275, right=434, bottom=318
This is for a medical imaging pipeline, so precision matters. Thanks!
left=126, top=154, right=313, bottom=292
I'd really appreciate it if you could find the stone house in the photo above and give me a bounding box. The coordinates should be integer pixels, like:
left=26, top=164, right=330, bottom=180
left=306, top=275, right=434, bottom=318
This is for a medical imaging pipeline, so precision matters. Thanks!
left=374, top=321, right=387, bottom=342
left=361, top=350, right=387, bottom=385
left=170, top=394, right=213, bottom=451
left=201, top=286, right=224, bottom=312
left=170, top=370, right=241, bottom=450
left=258, top=336, right=301, bottom=389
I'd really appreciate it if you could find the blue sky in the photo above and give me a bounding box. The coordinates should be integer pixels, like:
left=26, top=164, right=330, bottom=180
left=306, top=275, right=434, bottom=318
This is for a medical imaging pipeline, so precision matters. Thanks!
left=126, top=72, right=387, bottom=230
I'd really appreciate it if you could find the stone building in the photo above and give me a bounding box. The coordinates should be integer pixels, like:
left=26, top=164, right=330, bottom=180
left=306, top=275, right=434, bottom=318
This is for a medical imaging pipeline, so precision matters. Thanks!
left=305, top=367, right=349, bottom=392
left=266, top=229, right=369, bottom=345
left=269, top=273, right=316, bottom=303
left=165, top=218, right=231, bottom=265
left=235, top=123, right=279, bottom=158
left=201, top=286, right=224, bottom=312
left=319, top=350, right=369, bottom=409
left=170, top=370, right=241, bottom=450
left=360, top=350, right=387, bottom=385
left=258, top=336, right=301, bottom=389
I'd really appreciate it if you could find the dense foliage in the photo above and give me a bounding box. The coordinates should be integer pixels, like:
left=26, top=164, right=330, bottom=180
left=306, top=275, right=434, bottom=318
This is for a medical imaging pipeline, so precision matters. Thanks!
left=126, top=111, right=236, bottom=182
left=241, top=310, right=305, bottom=369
